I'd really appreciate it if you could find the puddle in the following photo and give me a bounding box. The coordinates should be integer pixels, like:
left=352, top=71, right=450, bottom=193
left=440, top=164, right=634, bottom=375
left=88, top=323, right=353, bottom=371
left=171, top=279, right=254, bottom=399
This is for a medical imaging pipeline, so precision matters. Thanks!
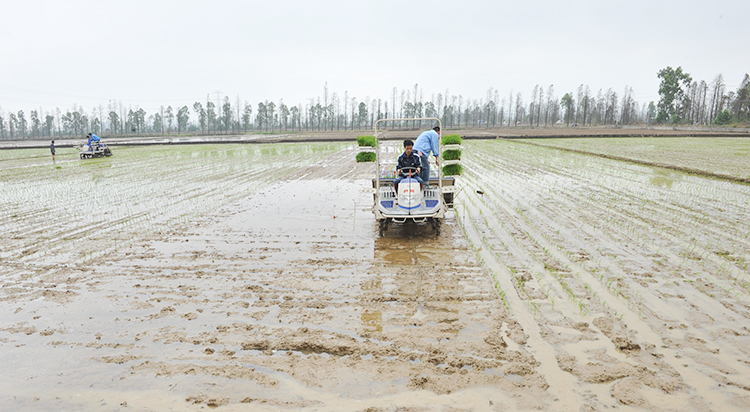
left=8, top=140, right=749, bottom=410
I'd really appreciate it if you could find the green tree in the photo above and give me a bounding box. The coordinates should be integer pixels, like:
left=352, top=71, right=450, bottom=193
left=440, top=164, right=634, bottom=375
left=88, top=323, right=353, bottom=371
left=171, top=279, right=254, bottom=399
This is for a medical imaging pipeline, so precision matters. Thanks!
left=165, top=106, right=174, bottom=133
left=136, top=108, right=146, bottom=133
left=713, top=109, right=732, bottom=125
left=17, top=110, right=27, bottom=138
left=279, top=101, right=289, bottom=131
left=30, top=110, right=41, bottom=138
left=8, top=112, right=17, bottom=138
left=193, top=102, right=206, bottom=134
left=647, top=102, right=656, bottom=124
left=290, top=105, right=299, bottom=131
left=222, top=97, right=232, bottom=133
left=560, top=93, right=575, bottom=126
left=177, top=106, right=190, bottom=134
left=656, top=66, right=693, bottom=123
left=108, top=111, right=120, bottom=135
left=256, top=102, right=266, bottom=131
left=358, top=102, right=368, bottom=129
left=206, top=101, right=216, bottom=133
left=266, top=101, right=276, bottom=131
left=242, top=103, right=253, bottom=132
left=734, top=74, right=750, bottom=122
left=153, top=112, right=162, bottom=133
left=44, top=114, right=55, bottom=137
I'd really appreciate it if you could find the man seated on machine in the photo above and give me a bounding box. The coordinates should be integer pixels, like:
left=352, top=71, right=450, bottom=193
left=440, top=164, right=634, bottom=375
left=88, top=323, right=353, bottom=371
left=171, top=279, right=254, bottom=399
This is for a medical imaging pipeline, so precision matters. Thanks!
left=393, top=139, right=424, bottom=193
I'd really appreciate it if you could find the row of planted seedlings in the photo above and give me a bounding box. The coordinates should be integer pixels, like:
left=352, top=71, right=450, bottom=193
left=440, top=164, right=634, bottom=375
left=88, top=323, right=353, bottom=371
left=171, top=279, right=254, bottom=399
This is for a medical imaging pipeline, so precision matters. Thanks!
left=6, top=143, right=349, bottom=268
left=72, top=143, right=349, bottom=263
left=459, top=183, right=555, bottom=315
left=485, top=141, right=679, bottom=313
left=525, top=136, right=750, bottom=181
left=475, top=139, right=742, bottom=262
left=459, top=160, right=598, bottom=318
left=464, top=140, right=750, bottom=375
left=522, top=147, right=750, bottom=354
left=482, top=140, right=750, bottom=312
left=514, top=139, right=750, bottom=297
left=462, top=141, right=643, bottom=318
left=521, top=137, right=750, bottom=247
left=572, top=182, right=750, bottom=304
left=456, top=142, right=586, bottom=315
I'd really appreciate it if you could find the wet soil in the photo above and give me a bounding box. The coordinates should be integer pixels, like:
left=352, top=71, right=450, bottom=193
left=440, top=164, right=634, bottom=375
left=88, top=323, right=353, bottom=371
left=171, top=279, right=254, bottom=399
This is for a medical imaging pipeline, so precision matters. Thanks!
left=2, top=140, right=750, bottom=411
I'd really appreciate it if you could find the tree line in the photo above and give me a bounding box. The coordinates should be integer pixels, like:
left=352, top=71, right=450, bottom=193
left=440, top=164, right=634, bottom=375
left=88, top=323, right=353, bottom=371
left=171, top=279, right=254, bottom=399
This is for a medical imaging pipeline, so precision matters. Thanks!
left=1, top=71, right=748, bottom=140
left=656, top=67, right=750, bottom=126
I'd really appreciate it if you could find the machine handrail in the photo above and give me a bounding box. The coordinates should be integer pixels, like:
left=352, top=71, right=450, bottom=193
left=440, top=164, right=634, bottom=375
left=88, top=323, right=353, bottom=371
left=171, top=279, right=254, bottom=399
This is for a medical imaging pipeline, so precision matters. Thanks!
left=373, top=118, right=443, bottom=193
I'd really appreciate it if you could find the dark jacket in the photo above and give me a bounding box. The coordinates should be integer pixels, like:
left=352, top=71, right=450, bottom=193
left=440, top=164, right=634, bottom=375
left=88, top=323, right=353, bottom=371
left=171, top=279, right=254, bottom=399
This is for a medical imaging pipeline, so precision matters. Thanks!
left=397, top=152, right=421, bottom=177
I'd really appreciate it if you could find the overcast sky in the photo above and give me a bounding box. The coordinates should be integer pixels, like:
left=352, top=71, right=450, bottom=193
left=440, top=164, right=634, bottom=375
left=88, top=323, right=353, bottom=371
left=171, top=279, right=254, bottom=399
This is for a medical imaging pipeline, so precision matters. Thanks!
left=1, top=0, right=748, bottom=115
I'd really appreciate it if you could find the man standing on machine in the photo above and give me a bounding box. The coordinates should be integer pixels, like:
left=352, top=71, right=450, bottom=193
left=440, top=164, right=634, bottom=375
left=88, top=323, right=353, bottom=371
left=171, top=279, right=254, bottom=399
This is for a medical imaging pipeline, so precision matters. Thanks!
left=413, top=126, right=440, bottom=184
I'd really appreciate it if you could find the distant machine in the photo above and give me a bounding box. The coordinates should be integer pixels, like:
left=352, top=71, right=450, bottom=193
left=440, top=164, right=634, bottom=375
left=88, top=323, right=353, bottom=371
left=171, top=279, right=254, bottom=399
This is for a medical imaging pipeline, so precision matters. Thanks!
left=79, top=141, right=112, bottom=159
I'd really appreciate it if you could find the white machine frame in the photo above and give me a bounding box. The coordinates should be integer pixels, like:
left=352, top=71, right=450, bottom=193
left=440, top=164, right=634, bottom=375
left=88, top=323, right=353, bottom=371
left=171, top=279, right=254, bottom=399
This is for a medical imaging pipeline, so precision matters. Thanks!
left=369, top=118, right=458, bottom=236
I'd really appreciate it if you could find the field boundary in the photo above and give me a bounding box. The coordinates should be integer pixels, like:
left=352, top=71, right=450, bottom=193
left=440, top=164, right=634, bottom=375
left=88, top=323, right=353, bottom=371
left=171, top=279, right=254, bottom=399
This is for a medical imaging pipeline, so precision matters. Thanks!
left=507, top=138, right=750, bottom=185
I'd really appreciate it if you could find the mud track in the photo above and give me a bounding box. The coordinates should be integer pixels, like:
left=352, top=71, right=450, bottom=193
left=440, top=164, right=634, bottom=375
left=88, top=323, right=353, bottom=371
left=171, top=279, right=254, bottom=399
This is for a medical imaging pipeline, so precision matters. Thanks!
left=1, top=140, right=750, bottom=411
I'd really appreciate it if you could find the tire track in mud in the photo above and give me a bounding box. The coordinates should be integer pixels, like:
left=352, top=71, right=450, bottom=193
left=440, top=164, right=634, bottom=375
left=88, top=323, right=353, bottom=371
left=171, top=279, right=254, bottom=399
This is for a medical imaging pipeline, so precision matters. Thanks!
left=461, top=173, right=737, bottom=408
left=1, top=146, right=557, bottom=411
left=457, top=140, right=750, bottom=410
left=457, top=189, right=584, bottom=410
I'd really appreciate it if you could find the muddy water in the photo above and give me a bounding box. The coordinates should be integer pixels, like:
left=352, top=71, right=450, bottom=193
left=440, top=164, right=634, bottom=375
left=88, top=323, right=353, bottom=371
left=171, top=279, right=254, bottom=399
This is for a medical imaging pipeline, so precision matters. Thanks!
left=460, top=140, right=750, bottom=411
left=4, top=140, right=750, bottom=411
left=0, top=148, right=546, bottom=411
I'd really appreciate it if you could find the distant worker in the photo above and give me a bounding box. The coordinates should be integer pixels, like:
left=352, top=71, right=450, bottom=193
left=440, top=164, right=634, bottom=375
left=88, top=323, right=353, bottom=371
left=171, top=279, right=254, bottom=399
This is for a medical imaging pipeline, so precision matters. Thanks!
left=413, top=126, right=440, bottom=183
left=50, top=140, right=55, bottom=161
left=393, top=139, right=423, bottom=192
left=87, top=133, right=101, bottom=151
left=87, top=133, right=101, bottom=145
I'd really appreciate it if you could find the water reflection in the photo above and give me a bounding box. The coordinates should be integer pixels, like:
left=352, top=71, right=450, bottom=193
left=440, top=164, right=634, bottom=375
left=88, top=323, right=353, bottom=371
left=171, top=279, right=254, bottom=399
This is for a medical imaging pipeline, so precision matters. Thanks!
left=650, top=169, right=682, bottom=188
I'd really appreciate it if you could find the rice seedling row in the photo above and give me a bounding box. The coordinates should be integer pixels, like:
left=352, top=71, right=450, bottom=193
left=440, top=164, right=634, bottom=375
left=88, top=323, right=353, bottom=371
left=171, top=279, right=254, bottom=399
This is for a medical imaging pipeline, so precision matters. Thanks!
left=524, top=137, right=750, bottom=180
left=455, top=139, right=750, bottom=407
left=0, top=143, right=348, bottom=287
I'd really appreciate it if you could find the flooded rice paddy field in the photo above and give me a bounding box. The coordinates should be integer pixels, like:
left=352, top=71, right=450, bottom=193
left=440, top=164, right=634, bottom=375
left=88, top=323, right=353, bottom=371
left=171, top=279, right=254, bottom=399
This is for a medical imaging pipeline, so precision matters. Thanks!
left=522, top=136, right=750, bottom=181
left=1, top=138, right=750, bottom=411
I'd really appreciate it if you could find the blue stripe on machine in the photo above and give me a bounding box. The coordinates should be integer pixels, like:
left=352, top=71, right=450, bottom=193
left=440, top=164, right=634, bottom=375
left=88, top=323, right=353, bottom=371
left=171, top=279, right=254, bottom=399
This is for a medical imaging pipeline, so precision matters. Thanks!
left=425, top=200, right=438, bottom=208
left=380, top=201, right=394, bottom=208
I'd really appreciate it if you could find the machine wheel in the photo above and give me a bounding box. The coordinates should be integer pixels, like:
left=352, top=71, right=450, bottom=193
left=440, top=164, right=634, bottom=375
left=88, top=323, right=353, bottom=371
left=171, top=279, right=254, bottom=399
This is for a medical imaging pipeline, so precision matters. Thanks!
left=430, top=218, right=442, bottom=236
left=378, top=219, right=390, bottom=236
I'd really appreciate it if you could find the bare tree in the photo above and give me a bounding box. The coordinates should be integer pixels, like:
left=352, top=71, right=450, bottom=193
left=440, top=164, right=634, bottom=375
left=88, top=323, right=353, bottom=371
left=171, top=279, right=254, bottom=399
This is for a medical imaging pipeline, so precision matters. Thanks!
left=709, top=74, right=726, bottom=124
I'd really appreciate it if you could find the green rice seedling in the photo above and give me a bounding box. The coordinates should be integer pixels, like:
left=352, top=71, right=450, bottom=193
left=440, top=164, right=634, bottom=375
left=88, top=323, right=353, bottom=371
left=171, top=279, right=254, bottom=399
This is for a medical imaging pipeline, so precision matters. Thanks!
left=356, top=152, right=376, bottom=162
left=356, top=135, right=377, bottom=147
left=443, top=164, right=463, bottom=176
left=443, top=149, right=461, bottom=161
left=442, top=134, right=462, bottom=145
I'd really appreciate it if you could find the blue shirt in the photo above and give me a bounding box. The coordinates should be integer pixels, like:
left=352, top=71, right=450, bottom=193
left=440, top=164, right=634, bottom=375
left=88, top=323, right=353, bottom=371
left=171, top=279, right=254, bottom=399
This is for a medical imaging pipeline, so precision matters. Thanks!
left=413, top=130, right=439, bottom=157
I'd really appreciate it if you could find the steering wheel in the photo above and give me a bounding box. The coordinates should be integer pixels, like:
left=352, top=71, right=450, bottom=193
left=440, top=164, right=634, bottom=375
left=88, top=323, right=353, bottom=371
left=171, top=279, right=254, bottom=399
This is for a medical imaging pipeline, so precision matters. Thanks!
left=398, top=166, right=420, bottom=177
